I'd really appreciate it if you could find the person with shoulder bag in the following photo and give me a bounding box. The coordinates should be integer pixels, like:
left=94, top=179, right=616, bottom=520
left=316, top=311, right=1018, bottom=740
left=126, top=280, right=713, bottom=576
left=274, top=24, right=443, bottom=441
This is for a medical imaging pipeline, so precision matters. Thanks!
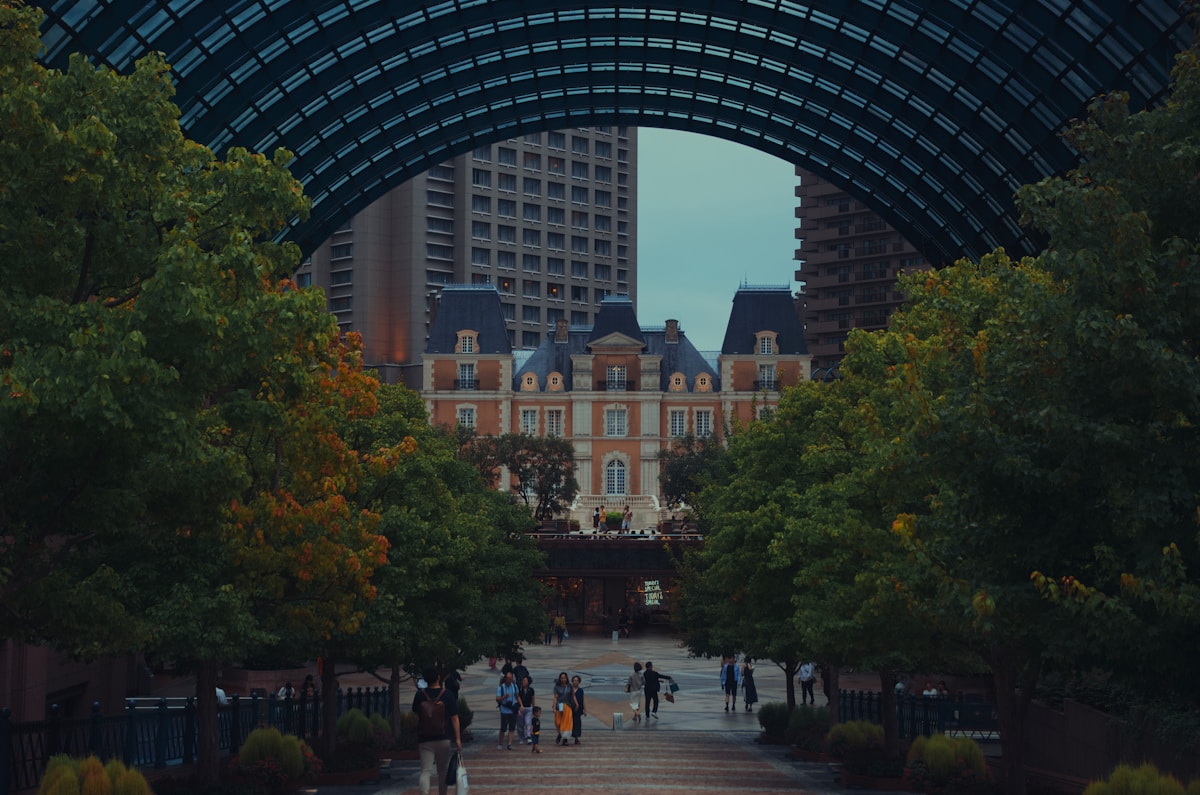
left=412, top=666, right=462, bottom=795
left=625, top=662, right=645, bottom=722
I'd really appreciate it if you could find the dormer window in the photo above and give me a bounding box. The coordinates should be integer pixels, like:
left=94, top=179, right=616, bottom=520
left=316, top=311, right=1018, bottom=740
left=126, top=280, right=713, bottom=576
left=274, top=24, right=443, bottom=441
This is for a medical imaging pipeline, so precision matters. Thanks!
left=521, top=373, right=539, bottom=391
left=548, top=372, right=564, bottom=391
left=696, top=374, right=712, bottom=392
left=669, top=372, right=686, bottom=392
left=756, top=332, right=778, bottom=355
left=457, top=331, right=479, bottom=354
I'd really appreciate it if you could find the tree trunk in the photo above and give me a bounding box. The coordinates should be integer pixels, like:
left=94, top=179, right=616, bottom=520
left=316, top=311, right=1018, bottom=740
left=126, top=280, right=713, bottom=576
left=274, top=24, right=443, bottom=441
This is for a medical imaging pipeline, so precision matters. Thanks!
left=390, top=664, right=402, bottom=738
left=991, top=655, right=1037, bottom=795
left=320, top=659, right=339, bottom=760
left=823, top=665, right=841, bottom=724
left=782, top=659, right=799, bottom=710
left=879, top=669, right=899, bottom=759
left=195, top=660, right=220, bottom=788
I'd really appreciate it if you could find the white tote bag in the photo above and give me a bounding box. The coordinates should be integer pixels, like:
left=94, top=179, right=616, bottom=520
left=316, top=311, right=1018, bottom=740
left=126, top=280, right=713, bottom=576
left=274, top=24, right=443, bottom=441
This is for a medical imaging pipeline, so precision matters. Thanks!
left=455, top=755, right=469, bottom=795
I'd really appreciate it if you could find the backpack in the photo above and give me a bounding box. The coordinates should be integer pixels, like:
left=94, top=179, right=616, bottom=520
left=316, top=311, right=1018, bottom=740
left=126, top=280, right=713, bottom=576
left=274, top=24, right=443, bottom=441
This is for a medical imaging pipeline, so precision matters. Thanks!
left=418, top=688, right=447, bottom=736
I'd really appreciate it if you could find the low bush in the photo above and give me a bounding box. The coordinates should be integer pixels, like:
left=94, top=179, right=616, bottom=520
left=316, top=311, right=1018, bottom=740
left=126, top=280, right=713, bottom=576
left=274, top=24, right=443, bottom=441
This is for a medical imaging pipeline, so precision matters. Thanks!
left=1084, top=763, right=1195, bottom=795
left=824, top=720, right=884, bottom=759
left=756, top=701, right=791, bottom=739
left=904, top=734, right=990, bottom=793
left=335, top=708, right=374, bottom=746
left=235, top=726, right=316, bottom=792
left=38, top=756, right=150, bottom=795
left=786, top=705, right=830, bottom=744
left=457, top=697, right=473, bottom=731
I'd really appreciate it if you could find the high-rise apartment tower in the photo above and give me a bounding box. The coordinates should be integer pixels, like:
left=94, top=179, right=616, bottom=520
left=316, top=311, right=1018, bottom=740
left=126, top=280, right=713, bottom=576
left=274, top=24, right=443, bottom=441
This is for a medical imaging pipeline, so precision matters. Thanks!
left=296, top=127, right=638, bottom=388
left=793, top=166, right=931, bottom=374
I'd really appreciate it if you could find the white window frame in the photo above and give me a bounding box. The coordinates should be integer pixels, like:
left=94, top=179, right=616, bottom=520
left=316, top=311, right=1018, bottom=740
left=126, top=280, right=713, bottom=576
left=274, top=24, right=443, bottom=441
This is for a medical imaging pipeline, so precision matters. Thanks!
left=668, top=409, right=687, bottom=438
left=520, top=408, right=538, bottom=435
left=546, top=408, right=564, bottom=437
left=605, top=407, right=627, bottom=437
left=606, top=365, right=627, bottom=391
left=695, top=410, right=713, bottom=438
left=457, top=406, right=476, bottom=428
left=605, top=459, right=627, bottom=496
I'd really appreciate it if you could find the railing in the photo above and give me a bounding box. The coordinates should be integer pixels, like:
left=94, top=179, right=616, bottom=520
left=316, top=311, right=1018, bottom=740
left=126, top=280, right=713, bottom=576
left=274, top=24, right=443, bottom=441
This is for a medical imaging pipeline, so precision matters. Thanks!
left=838, top=690, right=1000, bottom=740
left=753, top=380, right=778, bottom=391
left=454, top=379, right=478, bottom=390
left=2, top=686, right=393, bottom=795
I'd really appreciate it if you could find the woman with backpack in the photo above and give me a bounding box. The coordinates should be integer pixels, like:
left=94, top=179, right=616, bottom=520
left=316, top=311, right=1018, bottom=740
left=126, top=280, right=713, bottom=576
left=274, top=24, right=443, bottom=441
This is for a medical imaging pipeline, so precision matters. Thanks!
left=412, top=667, right=462, bottom=795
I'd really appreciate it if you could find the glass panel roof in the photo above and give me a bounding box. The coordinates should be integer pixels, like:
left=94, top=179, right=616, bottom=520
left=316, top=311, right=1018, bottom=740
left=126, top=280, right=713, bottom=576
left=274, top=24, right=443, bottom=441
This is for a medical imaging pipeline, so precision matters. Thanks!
left=38, top=0, right=1191, bottom=264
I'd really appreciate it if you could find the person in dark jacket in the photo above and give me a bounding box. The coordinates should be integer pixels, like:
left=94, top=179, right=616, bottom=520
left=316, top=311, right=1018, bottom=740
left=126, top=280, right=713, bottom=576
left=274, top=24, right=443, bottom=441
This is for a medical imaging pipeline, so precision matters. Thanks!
left=642, top=661, right=674, bottom=719
left=412, top=667, right=462, bottom=795
left=570, top=675, right=586, bottom=743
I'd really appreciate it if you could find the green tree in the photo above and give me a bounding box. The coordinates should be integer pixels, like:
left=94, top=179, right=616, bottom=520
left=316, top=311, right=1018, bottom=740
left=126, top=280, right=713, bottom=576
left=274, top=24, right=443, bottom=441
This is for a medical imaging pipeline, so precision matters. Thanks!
left=458, top=432, right=579, bottom=520
left=656, top=434, right=726, bottom=512
left=0, top=8, right=388, bottom=783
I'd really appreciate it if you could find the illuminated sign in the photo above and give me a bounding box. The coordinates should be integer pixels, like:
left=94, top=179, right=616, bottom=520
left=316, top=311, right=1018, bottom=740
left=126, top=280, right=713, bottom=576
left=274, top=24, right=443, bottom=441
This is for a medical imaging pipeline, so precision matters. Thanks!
left=644, top=579, right=663, bottom=606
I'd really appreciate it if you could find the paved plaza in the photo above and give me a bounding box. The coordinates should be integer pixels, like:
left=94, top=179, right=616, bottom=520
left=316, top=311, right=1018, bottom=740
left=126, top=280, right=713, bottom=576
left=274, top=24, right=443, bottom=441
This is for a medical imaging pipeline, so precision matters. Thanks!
left=360, top=629, right=843, bottom=794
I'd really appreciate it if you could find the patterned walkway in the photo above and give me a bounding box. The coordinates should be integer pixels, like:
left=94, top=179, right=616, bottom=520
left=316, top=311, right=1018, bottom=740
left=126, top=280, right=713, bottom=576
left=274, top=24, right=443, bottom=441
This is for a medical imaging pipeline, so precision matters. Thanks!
left=383, top=730, right=839, bottom=794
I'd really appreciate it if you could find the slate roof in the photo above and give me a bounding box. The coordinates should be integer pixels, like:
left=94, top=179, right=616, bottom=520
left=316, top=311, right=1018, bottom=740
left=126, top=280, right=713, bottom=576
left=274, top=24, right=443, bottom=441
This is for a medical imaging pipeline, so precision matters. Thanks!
left=514, top=298, right=719, bottom=391
left=720, top=286, right=807, bottom=355
left=425, top=284, right=513, bottom=355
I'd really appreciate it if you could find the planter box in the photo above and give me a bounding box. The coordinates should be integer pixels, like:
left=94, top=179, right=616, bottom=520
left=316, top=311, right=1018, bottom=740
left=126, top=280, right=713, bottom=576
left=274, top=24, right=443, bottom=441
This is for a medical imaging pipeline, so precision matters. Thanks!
left=793, top=748, right=834, bottom=763
left=315, top=768, right=381, bottom=786
left=840, top=771, right=916, bottom=791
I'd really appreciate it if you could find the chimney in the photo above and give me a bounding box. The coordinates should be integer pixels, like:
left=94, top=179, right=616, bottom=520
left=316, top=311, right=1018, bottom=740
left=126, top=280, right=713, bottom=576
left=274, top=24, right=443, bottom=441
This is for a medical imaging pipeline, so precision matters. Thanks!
left=665, top=319, right=679, bottom=343
left=555, top=318, right=569, bottom=342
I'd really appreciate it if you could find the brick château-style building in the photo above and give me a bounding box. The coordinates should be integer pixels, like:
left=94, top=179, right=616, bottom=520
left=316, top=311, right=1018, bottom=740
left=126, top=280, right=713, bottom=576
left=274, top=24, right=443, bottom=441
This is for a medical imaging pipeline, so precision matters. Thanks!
left=421, top=284, right=810, bottom=529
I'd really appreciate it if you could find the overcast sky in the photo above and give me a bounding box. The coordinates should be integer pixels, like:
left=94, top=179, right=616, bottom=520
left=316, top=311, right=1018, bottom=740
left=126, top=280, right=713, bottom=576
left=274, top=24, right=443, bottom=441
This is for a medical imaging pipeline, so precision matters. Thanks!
left=635, top=128, right=800, bottom=351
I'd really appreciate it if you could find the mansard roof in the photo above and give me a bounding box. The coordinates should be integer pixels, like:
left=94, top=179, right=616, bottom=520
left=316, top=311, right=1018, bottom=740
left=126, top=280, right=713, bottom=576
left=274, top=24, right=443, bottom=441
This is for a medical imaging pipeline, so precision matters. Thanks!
left=720, top=286, right=808, bottom=356
left=425, top=284, right=512, bottom=355
left=587, top=296, right=645, bottom=349
left=515, top=316, right=718, bottom=392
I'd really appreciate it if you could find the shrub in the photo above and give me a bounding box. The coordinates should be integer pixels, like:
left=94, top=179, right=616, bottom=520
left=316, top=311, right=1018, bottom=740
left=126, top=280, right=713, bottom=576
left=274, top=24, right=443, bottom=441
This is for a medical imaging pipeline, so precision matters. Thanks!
left=399, top=711, right=420, bottom=749
left=904, top=734, right=990, bottom=793
left=335, top=708, right=374, bottom=746
left=38, top=757, right=149, bottom=795
left=756, top=701, right=791, bottom=739
left=237, top=727, right=309, bottom=788
left=457, top=697, right=473, bottom=731
left=1084, top=764, right=1187, bottom=795
left=786, top=705, right=830, bottom=744
left=824, top=720, right=884, bottom=759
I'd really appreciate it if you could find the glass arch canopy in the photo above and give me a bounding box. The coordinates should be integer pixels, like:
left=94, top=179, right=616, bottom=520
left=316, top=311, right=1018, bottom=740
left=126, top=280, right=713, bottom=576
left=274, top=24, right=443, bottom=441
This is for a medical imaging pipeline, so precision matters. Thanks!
left=39, top=1, right=1191, bottom=263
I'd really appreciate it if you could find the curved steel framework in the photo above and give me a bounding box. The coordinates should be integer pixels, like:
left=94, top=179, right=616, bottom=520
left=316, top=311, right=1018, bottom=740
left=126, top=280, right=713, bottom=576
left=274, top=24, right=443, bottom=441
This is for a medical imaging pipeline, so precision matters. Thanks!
left=39, top=1, right=1191, bottom=262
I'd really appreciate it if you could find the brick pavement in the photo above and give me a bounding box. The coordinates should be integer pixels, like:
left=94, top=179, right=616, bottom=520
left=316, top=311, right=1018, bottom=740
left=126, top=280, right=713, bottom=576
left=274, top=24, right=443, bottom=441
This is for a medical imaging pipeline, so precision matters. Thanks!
left=380, top=730, right=841, bottom=794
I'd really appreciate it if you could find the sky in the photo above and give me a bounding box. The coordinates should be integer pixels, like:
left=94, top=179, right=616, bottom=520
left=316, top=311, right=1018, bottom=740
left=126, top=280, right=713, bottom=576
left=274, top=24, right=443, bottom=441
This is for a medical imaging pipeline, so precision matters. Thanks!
left=635, top=128, right=800, bottom=351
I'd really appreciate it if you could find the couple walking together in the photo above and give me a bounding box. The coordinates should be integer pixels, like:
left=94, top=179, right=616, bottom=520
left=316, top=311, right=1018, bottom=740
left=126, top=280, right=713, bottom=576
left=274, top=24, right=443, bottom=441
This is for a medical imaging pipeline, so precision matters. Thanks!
left=624, top=660, right=674, bottom=722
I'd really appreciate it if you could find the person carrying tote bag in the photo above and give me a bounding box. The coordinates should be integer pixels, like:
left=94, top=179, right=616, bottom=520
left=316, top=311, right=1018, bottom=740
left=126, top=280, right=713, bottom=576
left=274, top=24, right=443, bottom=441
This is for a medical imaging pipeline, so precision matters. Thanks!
left=625, top=662, right=646, bottom=722
left=445, top=751, right=469, bottom=794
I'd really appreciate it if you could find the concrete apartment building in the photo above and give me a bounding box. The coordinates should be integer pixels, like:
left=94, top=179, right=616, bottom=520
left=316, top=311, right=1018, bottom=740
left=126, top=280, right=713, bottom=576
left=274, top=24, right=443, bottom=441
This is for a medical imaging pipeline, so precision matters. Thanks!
left=296, top=127, right=638, bottom=388
left=793, top=166, right=932, bottom=374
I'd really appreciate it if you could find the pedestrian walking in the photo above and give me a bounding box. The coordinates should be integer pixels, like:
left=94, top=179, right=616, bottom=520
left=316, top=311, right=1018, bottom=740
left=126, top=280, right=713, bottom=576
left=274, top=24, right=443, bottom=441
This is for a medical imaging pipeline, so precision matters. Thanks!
left=517, top=675, right=535, bottom=743
left=554, top=612, right=567, bottom=644
left=742, top=658, right=758, bottom=712
left=495, top=670, right=519, bottom=750
left=570, top=675, right=586, bottom=744
left=621, top=504, right=632, bottom=531
left=799, top=661, right=817, bottom=705
left=552, top=671, right=577, bottom=744
left=412, top=666, right=462, bottom=795
left=642, top=661, right=673, bottom=719
left=625, top=662, right=645, bottom=722
left=530, top=706, right=543, bottom=753
left=720, top=655, right=741, bottom=712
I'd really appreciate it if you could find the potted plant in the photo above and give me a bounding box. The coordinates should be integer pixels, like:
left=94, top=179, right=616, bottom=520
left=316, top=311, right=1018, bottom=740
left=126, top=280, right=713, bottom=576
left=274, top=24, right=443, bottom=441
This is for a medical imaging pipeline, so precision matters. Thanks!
left=756, top=701, right=791, bottom=744
left=903, top=735, right=991, bottom=794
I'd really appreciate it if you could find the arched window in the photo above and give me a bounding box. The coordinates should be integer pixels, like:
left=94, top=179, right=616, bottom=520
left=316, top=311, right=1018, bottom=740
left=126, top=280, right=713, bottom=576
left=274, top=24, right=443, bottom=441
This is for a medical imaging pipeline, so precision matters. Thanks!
left=605, top=459, right=627, bottom=496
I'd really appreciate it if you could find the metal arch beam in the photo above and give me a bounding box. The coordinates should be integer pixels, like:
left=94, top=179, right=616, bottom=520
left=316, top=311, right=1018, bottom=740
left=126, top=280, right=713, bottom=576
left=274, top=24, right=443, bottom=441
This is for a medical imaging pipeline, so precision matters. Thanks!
left=37, top=0, right=1193, bottom=263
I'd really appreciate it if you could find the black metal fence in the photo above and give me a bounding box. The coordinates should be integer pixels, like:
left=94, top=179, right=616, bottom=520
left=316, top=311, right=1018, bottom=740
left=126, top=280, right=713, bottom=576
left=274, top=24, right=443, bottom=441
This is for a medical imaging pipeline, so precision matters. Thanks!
left=1, top=686, right=394, bottom=795
left=838, top=690, right=1000, bottom=740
